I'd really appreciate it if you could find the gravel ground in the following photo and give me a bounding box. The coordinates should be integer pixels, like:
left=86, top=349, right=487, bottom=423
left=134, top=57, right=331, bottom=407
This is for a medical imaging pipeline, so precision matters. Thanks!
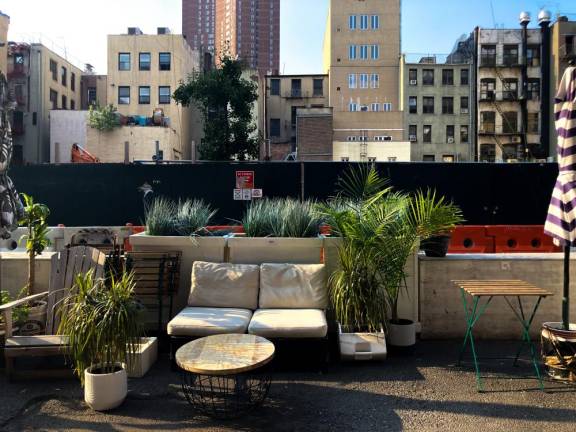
left=1, top=340, right=576, bottom=432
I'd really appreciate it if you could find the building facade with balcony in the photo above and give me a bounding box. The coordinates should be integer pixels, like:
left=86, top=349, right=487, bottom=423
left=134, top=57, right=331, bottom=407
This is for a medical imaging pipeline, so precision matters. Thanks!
left=7, top=43, right=83, bottom=164
left=403, top=55, right=473, bottom=162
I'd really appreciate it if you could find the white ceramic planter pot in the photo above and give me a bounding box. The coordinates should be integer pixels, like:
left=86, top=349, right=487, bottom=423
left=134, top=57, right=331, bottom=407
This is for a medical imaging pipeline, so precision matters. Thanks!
left=388, top=320, right=416, bottom=348
left=227, top=236, right=324, bottom=265
left=127, top=337, right=158, bottom=378
left=84, top=363, right=127, bottom=411
left=338, top=323, right=387, bottom=361
left=129, top=233, right=227, bottom=314
left=17, top=300, right=47, bottom=336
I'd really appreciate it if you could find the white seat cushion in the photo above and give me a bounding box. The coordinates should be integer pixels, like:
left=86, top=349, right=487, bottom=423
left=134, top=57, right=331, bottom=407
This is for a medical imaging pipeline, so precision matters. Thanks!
left=248, top=309, right=328, bottom=338
left=167, top=307, right=252, bottom=337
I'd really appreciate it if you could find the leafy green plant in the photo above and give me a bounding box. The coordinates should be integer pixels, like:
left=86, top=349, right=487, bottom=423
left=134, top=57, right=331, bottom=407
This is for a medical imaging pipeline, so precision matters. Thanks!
left=145, top=197, right=217, bottom=236
left=0, top=291, right=29, bottom=326
left=176, top=199, right=217, bottom=236
left=144, top=197, right=178, bottom=236
left=58, top=270, right=143, bottom=383
left=88, top=104, right=120, bottom=132
left=18, top=193, right=51, bottom=296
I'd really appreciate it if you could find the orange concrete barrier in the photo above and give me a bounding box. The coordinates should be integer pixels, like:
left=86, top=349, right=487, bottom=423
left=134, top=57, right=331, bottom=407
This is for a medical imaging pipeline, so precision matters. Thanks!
left=485, top=225, right=561, bottom=253
left=448, top=226, right=494, bottom=254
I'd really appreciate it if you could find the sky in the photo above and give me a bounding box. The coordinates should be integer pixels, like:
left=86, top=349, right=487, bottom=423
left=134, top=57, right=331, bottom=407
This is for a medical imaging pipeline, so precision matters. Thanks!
left=2, top=0, right=576, bottom=75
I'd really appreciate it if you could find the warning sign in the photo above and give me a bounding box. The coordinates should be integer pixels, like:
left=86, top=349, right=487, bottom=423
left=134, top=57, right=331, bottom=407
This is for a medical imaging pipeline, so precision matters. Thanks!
left=236, top=171, right=255, bottom=189
left=252, top=189, right=263, bottom=198
left=233, top=189, right=242, bottom=200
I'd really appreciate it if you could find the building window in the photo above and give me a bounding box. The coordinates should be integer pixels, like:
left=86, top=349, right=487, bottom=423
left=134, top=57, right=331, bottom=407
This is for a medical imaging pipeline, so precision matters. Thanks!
left=409, top=69, right=417, bottom=85
left=50, top=59, right=58, bottom=81
left=360, top=15, right=368, bottom=30
left=360, top=45, right=368, bottom=59
left=480, top=79, right=496, bottom=100
left=347, top=136, right=357, bottom=142
left=443, top=155, right=455, bottom=162
left=313, top=79, right=323, bottom=96
left=442, top=97, right=453, bottom=114
left=480, top=144, right=496, bottom=162
left=446, top=125, right=455, bottom=143
left=341, top=157, right=350, bottom=162
left=139, top=53, right=151, bottom=71
left=71, top=99, right=75, bottom=110
left=50, top=89, right=58, bottom=109
left=460, top=96, right=469, bottom=113
left=527, top=45, right=540, bottom=67
left=383, top=103, right=392, bottom=112
left=527, top=112, right=539, bottom=134
left=370, top=45, right=379, bottom=60
left=61, top=66, right=67, bottom=86
left=349, top=15, right=357, bottom=30
left=61, top=94, right=67, bottom=110
left=159, top=52, right=171, bottom=71
left=502, top=79, right=518, bottom=100
left=87, top=87, right=97, bottom=106
left=71, top=72, right=76, bottom=91
left=349, top=45, right=357, bottom=60
left=118, top=86, right=130, bottom=104
left=291, top=79, right=301, bottom=97
left=423, top=96, right=434, bottom=114
left=460, top=125, right=469, bottom=143
left=460, top=69, right=469, bottom=85
left=480, top=111, right=496, bottom=133
left=371, top=15, right=379, bottom=29
left=348, top=74, right=357, bottom=89
left=138, top=86, right=150, bottom=104
left=371, top=103, right=380, bottom=112
left=349, top=102, right=358, bottom=112
left=270, top=118, right=281, bottom=137
left=270, top=78, right=281, bottom=96
left=423, top=125, right=432, bottom=143
left=442, top=69, right=454, bottom=85
left=422, top=69, right=434, bottom=85
left=503, top=44, right=519, bottom=66
left=527, top=79, right=540, bottom=100
left=409, top=96, right=417, bottom=114
left=159, top=86, right=171, bottom=104
left=360, top=73, right=369, bottom=89
left=119, top=53, right=131, bottom=71
left=409, top=124, right=417, bottom=142
left=502, top=111, right=518, bottom=134
left=423, top=154, right=435, bottom=162
left=370, top=74, right=379, bottom=88
left=480, top=45, right=496, bottom=66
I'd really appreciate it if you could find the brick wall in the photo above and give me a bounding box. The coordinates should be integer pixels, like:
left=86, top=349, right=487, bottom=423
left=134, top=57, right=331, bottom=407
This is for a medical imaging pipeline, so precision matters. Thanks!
left=296, top=110, right=333, bottom=161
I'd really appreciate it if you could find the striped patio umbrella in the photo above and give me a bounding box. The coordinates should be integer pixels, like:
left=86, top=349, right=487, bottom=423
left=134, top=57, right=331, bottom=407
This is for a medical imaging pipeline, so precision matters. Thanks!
left=544, top=65, right=576, bottom=330
left=0, top=72, right=23, bottom=239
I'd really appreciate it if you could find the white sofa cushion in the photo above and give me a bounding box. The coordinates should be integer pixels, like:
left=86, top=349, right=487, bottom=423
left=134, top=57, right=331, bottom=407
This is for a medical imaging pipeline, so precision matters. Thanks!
left=248, top=309, right=328, bottom=338
left=259, top=263, right=327, bottom=309
left=167, top=307, right=252, bottom=337
left=188, top=261, right=260, bottom=309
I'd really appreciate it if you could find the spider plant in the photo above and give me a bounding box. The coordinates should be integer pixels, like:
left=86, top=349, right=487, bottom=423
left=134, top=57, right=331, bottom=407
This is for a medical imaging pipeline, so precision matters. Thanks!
left=175, top=199, right=217, bottom=236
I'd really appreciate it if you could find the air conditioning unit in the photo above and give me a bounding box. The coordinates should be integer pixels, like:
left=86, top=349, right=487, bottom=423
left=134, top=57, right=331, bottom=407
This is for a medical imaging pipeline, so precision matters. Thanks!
left=360, top=105, right=369, bottom=112
left=447, top=137, right=455, bottom=144
left=409, top=79, right=417, bottom=85
left=409, top=135, right=417, bottom=142
left=157, top=27, right=171, bottom=35
left=128, top=27, right=144, bottom=35
left=383, top=136, right=392, bottom=141
left=461, top=108, right=469, bottom=114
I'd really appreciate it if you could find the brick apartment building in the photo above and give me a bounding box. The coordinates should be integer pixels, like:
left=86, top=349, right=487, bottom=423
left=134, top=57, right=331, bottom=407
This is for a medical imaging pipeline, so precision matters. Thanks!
left=182, top=0, right=216, bottom=54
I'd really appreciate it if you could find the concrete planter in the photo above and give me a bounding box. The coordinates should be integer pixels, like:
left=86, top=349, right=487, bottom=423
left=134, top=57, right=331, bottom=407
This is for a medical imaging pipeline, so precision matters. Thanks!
left=129, top=233, right=226, bottom=314
left=84, top=363, right=127, bottom=411
left=227, top=236, right=324, bottom=265
left=338, top=323, right=387, bottom=361
left=127, top=337, right=158, bottom=378
left=388, top=319, right=417, bottom=349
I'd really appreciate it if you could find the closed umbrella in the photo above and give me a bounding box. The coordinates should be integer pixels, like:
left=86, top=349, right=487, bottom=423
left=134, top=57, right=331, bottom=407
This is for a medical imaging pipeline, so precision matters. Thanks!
left=544, top=65, right=576, bottom=330
left=0, top=72, right=23, bottom=240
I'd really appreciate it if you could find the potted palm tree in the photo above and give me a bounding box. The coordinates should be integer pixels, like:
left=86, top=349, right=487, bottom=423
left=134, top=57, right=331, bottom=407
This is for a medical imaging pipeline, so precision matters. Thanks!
left=58, top=270, right=143, bottom=411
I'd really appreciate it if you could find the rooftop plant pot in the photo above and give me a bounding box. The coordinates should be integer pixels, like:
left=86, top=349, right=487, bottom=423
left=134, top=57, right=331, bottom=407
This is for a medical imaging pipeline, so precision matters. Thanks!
left=126, top=337, right=158, bottom=378
left=227, top=236, right=324, bottom=265
left=84, top=363, right=127, bottom=411
left=420, top=234, right=451, bottom=258
left=338, top=323, right=387, bottom=361
left=16, top=300, right=47, bottom=336
left=388, top=319, right=416, bottom=354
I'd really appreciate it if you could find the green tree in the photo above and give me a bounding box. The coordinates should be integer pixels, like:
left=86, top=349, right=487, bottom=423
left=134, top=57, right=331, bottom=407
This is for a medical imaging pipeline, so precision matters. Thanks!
left=173, top=56, right=260, bottom=160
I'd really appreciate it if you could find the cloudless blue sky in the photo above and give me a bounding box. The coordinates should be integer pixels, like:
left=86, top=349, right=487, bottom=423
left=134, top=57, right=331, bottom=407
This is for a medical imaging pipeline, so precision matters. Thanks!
left=281, top=0, right=576, bottom=74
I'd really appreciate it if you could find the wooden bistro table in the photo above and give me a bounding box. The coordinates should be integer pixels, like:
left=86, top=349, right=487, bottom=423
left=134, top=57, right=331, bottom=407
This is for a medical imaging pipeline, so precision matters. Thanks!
left=175, top=334, right=275, bottom=418
left=452, top=280, right=553, bottom=392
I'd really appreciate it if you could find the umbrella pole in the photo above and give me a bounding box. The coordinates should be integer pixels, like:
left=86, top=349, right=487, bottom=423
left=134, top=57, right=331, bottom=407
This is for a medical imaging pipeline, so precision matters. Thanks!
left=564, top=244, right=570, bottom=330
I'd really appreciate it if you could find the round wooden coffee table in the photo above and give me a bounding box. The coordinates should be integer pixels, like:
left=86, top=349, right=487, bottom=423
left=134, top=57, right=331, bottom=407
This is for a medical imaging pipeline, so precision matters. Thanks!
left=176, top=334, right=275, bottom=418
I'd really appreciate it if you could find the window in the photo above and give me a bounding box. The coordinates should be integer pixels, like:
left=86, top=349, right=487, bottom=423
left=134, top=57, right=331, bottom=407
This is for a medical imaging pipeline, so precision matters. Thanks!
left=371, top=15, right=379, bottom=29
left=14, top=84, right=24, bottom=104
left=360, top=73, right=369, bottom=89
left=118, top=86, right=130, bottom=104
left=348, top=74, right=357, bottom=89
left=442, top=97, right=453, bottom=114
left=502, top=79, right=518, bottom=100
left=61, top=95, right=67, bottom=110
left=341, top=157, right=350, bottom=162
left=409, top=96, right=417, bottom=114
left=270, top=78, right=280, bottom=96
left=70, top=99, right=75, bottom=110
left=460, top=96, right=469, bottom=113
left=422, top=69, right=434, bottom=85
left=503, top=45, right=519, bottom=66
left=409, top=69, right=417, bottom=85
left=460, top=125, right=469, bottom=143
left=442, top=69, right=454, bottom=85
left=291, top=79, right=301, bottom=97
left=443, top=155, right=455, bottom=162
left=349, top=45, right=357, bottom=60
left=370, top=45, right=379, bottom=60
left=460, top=69, right=469, bottom=85
left=388, top=157, right=397, bottom=162
left=527, top=79, right=540, bottom=100
left=371, top=103, right=380, bottom=112
left=502, top=111, right=518, bottom=134
left=50, top=89, right=58, bottom=109
left=291, top=106, right=301, bottom=127
left=349, top=15, right=357, bottom=30
left=159, top=86, right=171, bottom=104
left=480, top=45, right=496, bottom=66
left=527, top=45, right=540, bottom=67
left=370, top=74, right=379, bottom=88
left=159, top=52, right=171, bottom=71
left=423, top=96, right=434, bottom=114
left=61, top=66, right=67, bottom=86
left=349, top=102, right=358, bottom=112
left=527, top=112, right=539, bottom=134
left=347, top=136, right=357, bottom=142
left=480, top=144, right=496, bottom=162
left=139, top=53, right=151, bottom=71
left=423, top=125, right=432, bottom=143
left=480, top=111, right=496, bottom=133
left=383, top=102, right=392, bottom=112
left=87, top=87, right=97, bottom=106
left=409, top=124, right=417, bottom=142
left=446, top=125, right=455, bottom=143
left=138, top=86, right=150, bottom=104
left=360, top=45, right=368, bottom=59
left=360, top=15, right=368, bottom=30
left=119, top=53, right=131, bottom=71
left=313, top=78, right=323, bottom=96
left=480, top=79, right=496, bottom=100
left=270, top=118, right=281, bottom=137
left=423, top=155, right=435, bottom=162
left=71, top=72, right=76, bottom=91
left=50, top=59, right=57, bottom=81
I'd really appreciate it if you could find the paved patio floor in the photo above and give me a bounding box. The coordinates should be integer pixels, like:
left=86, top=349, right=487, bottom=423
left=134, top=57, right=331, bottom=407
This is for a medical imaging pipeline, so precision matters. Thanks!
left=1, top=340, right=576, bottom=432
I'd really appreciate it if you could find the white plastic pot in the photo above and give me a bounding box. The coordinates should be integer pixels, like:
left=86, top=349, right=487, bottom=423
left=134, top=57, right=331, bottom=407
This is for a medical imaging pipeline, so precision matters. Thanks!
left=338, top=323, right=387, bottom=361
left=84, top=363, right=127, bottom=411
left=388, top=319, right=416, bottom=348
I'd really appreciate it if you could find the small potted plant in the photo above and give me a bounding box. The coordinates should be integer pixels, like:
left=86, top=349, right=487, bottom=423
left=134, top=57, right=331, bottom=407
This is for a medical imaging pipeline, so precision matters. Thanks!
left=58, top=270, right=143, bottom=411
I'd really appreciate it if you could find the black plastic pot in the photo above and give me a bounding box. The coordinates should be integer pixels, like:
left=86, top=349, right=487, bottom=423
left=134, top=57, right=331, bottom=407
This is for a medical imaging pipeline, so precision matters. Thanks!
left=421, top=234, right=451, bottom=257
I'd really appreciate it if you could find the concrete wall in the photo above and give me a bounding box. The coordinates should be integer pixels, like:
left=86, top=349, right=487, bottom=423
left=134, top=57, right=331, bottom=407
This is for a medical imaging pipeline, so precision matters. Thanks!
left=0, top=12, right=8, bottom=76
left=0, top=252, right=56, bottom=298
left=333, top=139, right=410, bottom=162
left=50, top=110, right=88, bottom=163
